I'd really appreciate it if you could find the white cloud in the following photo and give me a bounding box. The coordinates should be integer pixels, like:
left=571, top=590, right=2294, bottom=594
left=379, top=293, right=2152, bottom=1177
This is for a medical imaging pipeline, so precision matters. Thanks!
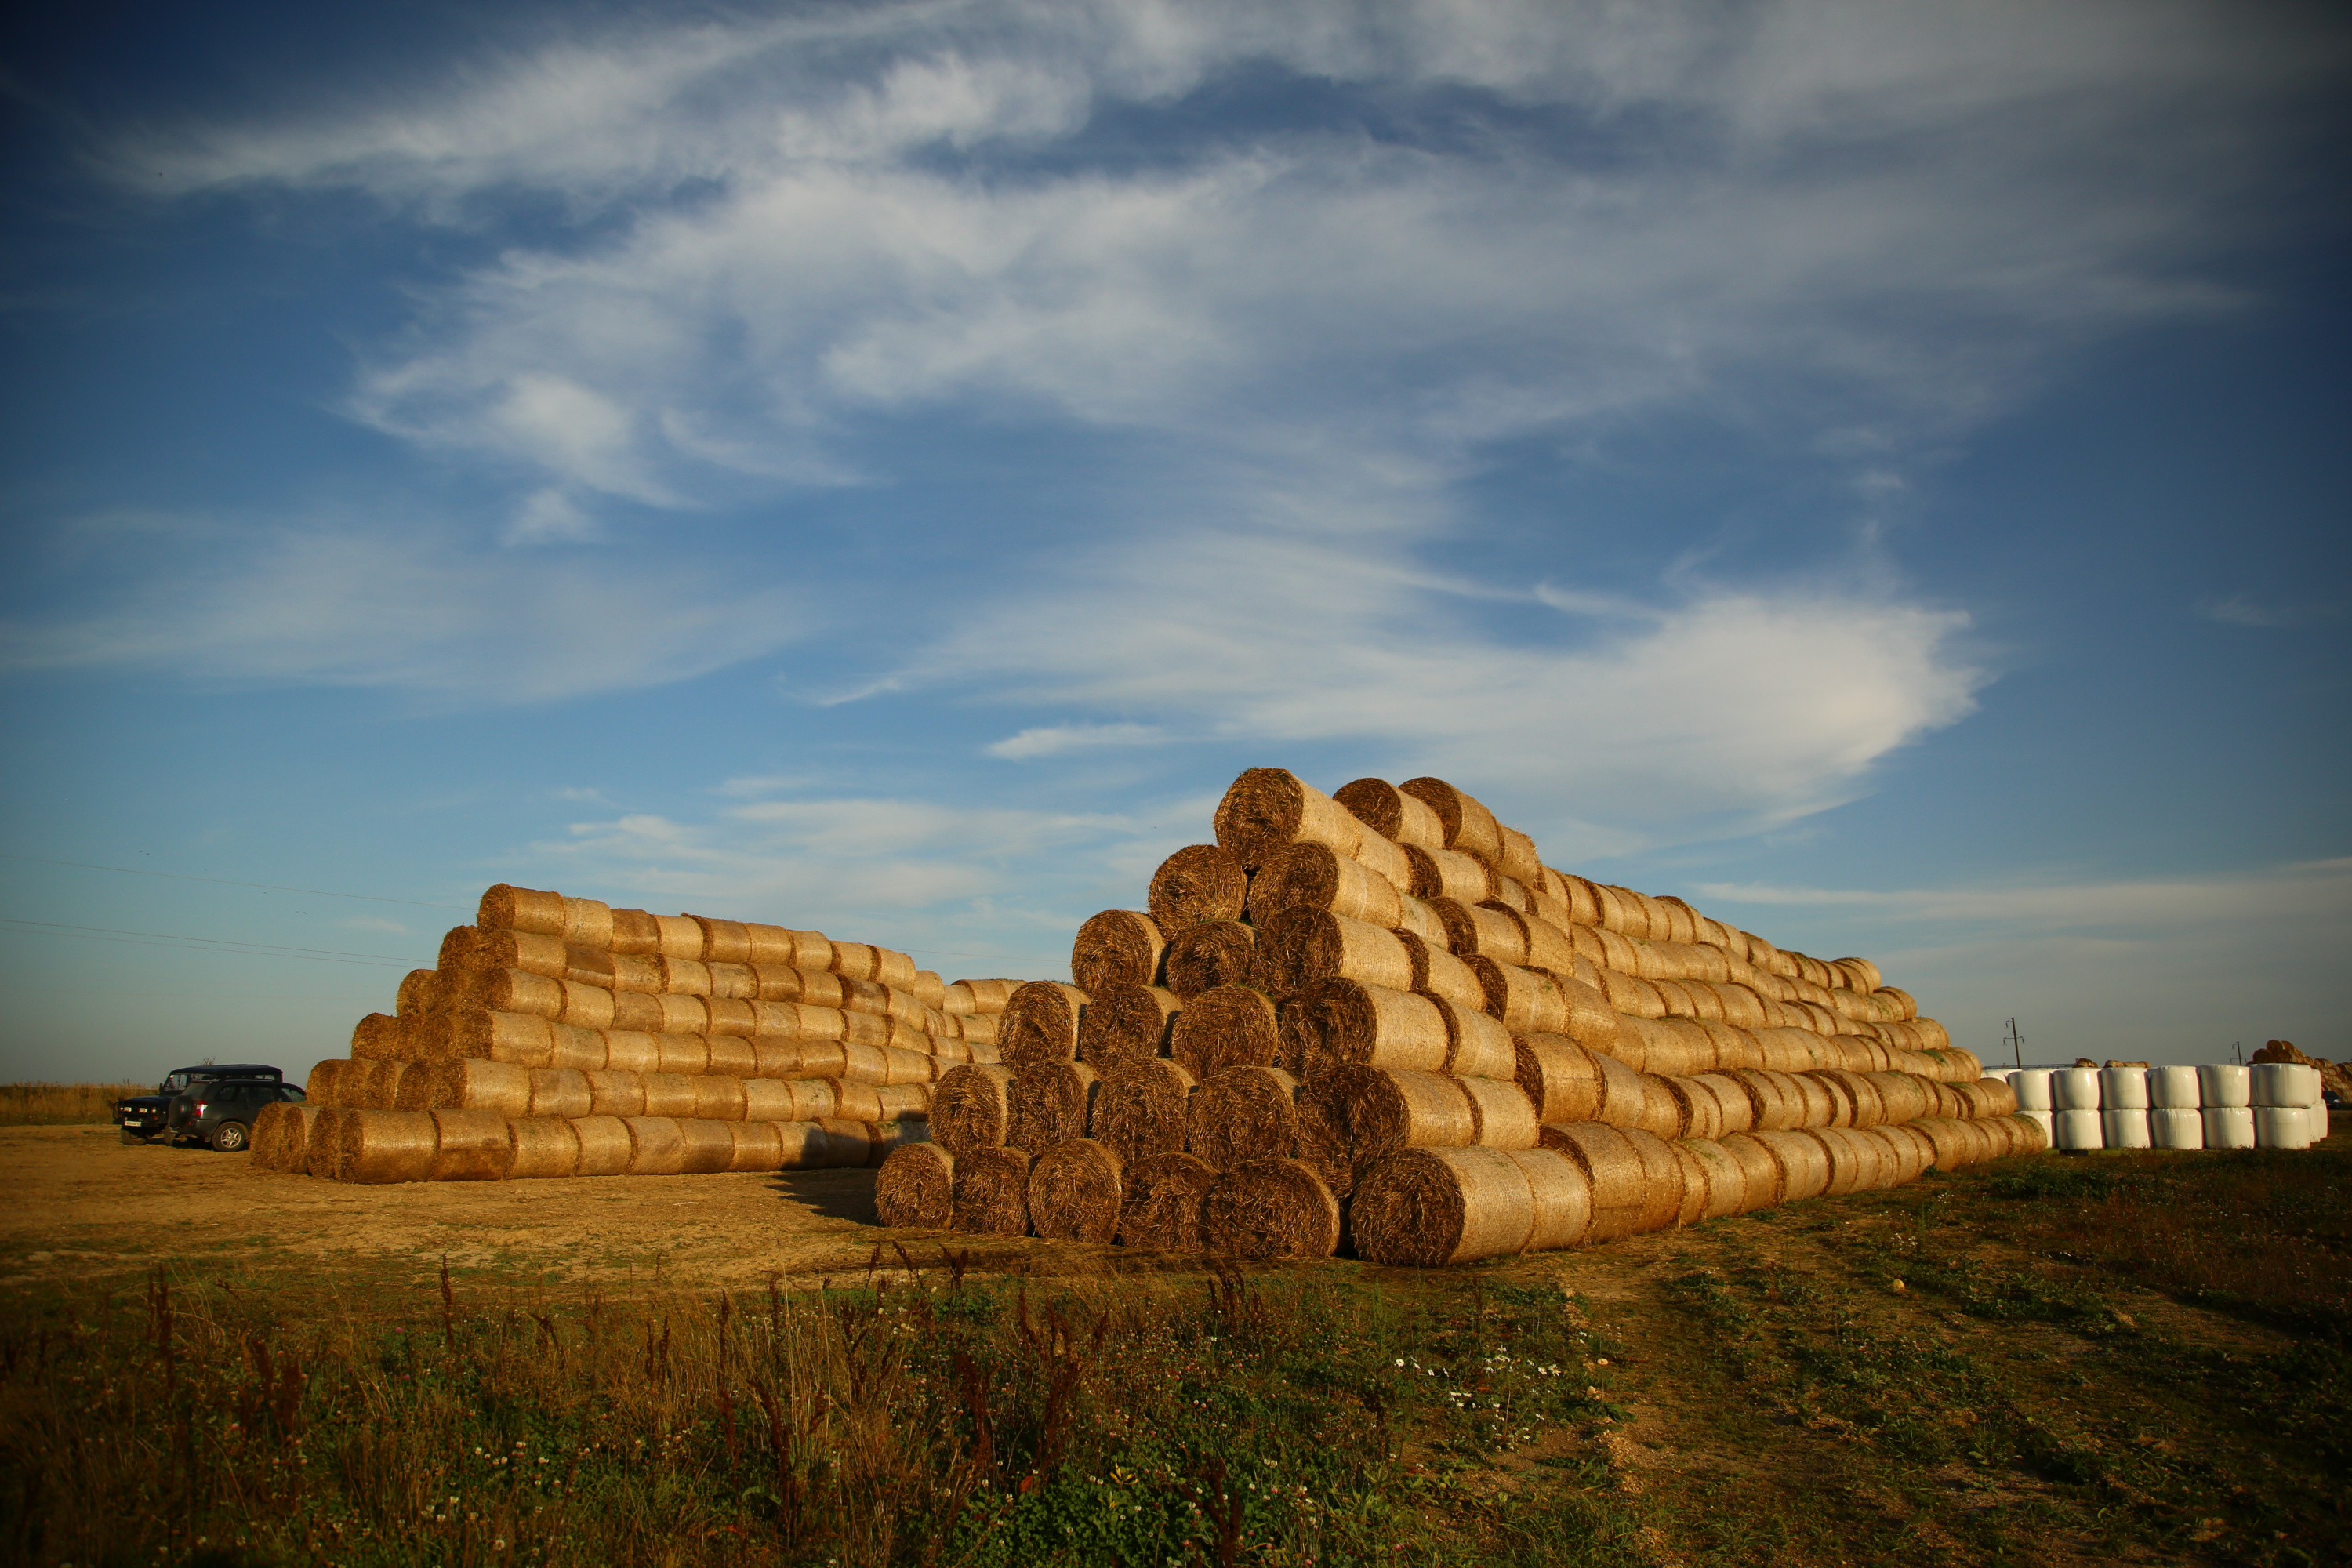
left=337, top=916, right=411, bottom=935
left=986, top=722, right=1166, bottom=759
left=2195, top=593, right=2302, bottom=629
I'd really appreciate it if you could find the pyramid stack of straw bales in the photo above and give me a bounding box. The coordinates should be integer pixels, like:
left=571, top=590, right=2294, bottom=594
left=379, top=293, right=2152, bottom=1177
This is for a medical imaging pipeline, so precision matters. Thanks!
left=249, top=886, right=1021, bottom=1184
left=880, top=768, right=2042, bottom=1263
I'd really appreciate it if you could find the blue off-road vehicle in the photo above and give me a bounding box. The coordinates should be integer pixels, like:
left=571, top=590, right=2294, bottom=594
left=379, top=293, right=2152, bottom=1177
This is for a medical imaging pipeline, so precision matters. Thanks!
left=113, top=1065, right=285, bottom=1147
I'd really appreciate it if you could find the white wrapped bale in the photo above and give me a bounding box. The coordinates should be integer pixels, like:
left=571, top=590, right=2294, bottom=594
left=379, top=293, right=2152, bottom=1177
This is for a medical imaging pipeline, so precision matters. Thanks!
left=2147, top=1065, right=2201, bottom=1109
left=2052, top=1069, right=2101, bottom=1112
left=2020, top=1109, right=2056, bottom=1150
left=2053, top=1109, right=2103, bottom=1151
left=2099, top=1067, right=2150, bottom=1110
left=2254, top=1105, right=2313, bottom=1149
left=2201, top=1105, right=2255, bottom=1149
left=2251, top=1062, right=2322, bottom=1108
left=2008, top=1069, right=2055, bottom=1111
left=2149, top=1107, right=2203, bottom=1150
left=2198, top=1063, right=2250, bottom=1108
left=2101, top=1108, right=2151, bottom=1149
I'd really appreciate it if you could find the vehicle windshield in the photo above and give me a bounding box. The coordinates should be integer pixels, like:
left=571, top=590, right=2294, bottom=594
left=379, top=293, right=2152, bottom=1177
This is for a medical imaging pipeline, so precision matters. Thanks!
left=162, top=1073, right=191, bottom=1093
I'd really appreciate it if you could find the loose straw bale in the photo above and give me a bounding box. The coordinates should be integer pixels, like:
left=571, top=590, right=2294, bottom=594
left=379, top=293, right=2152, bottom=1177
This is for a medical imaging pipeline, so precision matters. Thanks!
left=1091, top=1059, right=1197, bottom=1167
left=1214, top=768, right=1363, bottom=870
left=1028, top=1139, right=1126, bottom=1243
left=428, top=1110, right=513, bottom=1181
left=1515, top=1034, right=1605, bottom=1123
left=1353, top=1146, right=1537, bottom=1264
left=1397, top=933, right=1486, bottom=1013
left=1284, top=978, right=1449, bottom=1076
left=336, top=1110, right=437, bottom=1184
left=1248, top=841, right=1404, bottom=929
left=528, top=1069, right=593, bottom=1120
left=1465, top=956, right=1565, bottom=1036
left=876, top=1144, right=956, bottom=1229
left=1072, top=911, right=1167, bottom=995
left=933, top=1063, right=1017, bottom=1153
left=397, top=969, right=448, bottom=1019
left=1326, top=1066, right=1477, bottom=1158
left=1200, top=1159, right=1341, bottom=1259
left=508, top=1117, right=582, bottom=1180
left=1148, top=844, right=1250, bottom=930
left=1536, top=1122, right=1649, bottom=1243
left=1402, top=844, right=1490, bottom=902
left=350, top=1014, right=406, bottom=1062
left=1333, top=777, right=1448, bottom=852
left=1163, top=920, right=1260, bottom=998
left=397, top=1059, right=532, bottom=1117
left=1186, top=1066, right=1301, bottom=1171
left=1258, top=907, right=1414, bottom=993
left=1116, top=1152, right=1218, bottom=1251
left=1396, top=778, right=1504, bottom=867
left=1458, top=1076, right=1540, bottom=1149
left=951, top=1146, right=1035, bottom=1236
left=1007, top=1064, right=1099, bottom=1150
left=1076, top=982, right=1181, bottom=1068
left=1169, top=985, right=1281, bottom=1080
left=1000, top=982, right=1090, bottom=1069
left=571, top=1116, right=633, bottom=1176
left=1716, top=1134, right=1784, bottom=1209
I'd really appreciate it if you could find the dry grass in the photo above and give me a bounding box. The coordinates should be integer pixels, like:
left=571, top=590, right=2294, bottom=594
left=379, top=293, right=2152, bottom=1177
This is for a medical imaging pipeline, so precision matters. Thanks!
left=0, top=1083, right=148, bottom=1127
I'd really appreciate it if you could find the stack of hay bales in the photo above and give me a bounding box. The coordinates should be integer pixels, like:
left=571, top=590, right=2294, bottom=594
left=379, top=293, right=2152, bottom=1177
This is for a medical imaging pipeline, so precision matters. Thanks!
left=878, top=768, right=2042, bottom=1262
left=249, top=886, right=1023, bottom=1184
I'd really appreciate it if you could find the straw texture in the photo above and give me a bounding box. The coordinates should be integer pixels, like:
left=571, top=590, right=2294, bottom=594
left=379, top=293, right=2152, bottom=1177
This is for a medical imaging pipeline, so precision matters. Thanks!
left=1007, top=1063, right=1100, bottom=1150
left=1332, top=777, right=1448, bottom=852
left=1352, top=1146, right=1536, bottom=1265
left=1029, top=1139, right=1126, bottom=1243
left=1147, top=844, right=1250, bottom=931
left=1283, top=978, right=1450, bottom=1076
left=1258, top=908, right=1414, bottom=994
left=1116, top=1152, right=1219, bottom=1252
left=1000, top=982, right=1089, bottom=1069
left=1071, top=911, right=1167, bottom=996
left=950, top=1146, right=1035, bottom=1236
left=1185, top=1065, right=1301, bottom=1173
left=1200, top=1159, right=1342, bottom=1260
left=1168, top=985, right=1281, bottom=1080
left=1075, top=982, right=1181, bottom=1069
left=1091, top=1058, right=1198, bottom=1167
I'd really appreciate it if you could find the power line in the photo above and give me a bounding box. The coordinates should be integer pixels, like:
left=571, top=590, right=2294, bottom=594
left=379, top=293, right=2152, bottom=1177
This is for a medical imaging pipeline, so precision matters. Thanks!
left=0, top=854, right=466, bottom=909
left=0, top=918, right=419, bottom=967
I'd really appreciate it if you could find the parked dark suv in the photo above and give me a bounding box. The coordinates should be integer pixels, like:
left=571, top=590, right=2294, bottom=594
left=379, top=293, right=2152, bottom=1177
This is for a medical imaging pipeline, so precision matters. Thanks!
left=164, top=1078, right=305, bottom=1152
left=114, top=1065, right=285, bottom=1145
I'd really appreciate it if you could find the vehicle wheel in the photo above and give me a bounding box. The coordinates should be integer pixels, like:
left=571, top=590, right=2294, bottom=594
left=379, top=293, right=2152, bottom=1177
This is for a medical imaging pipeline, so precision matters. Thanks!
left=211, top=1121, right=250, bottom=1152
left=119, top=1128, right=151, bottom=1145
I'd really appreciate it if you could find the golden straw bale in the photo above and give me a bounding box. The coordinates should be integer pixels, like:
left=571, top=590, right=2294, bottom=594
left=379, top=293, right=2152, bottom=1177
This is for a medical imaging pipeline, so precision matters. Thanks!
left=1028, top=1139, right=1126, bottom=1243
left=1716, top=1133, right=1784, bottom=1210
left=1248, top=841, right=1404, bottom=929
left=1494, top=823, right=1541, bottom=888
left=1072, top=911, right=1167, bottom=995
left=739, top=1079, right=797, bottom=1122
left=1863, top=1071, right=1932, bottom=1125
left=876, top=1143, right=956, bottom=1228
left=542, top=1024, right=600, bottom=1072
left=1514, top=1148, right=1593, bottom=1251
left=719, top=1120, right=779, bottom=1172
left=1459, top=1076, right=1540, bottom=1149
left=303, top=1058, right=355, bottom=1109
left=673, top=1119, right=735, bottom=1174
left=1169, top=985, right=1281, bottom=1079
left=1681, top=1139, right=1750, bottom=1221
left=1515, top=1034, right=1605, bottom=1123
left=1392, top=895, right=1452, bottom=950
left=1951, top=1078, right=2019, bottom=1118
left=1091, top=1059, right=1197, bottom=1167
left=1000, top=982, right=1089, bottom=1069
left=1214, top=768, right=1364, bottom=870
left=301, top=1108, right=350, bottom=1179
left=1007, top=1064, right=1099, bottom=1150
left=1609, top=1127, right=1684, bottom=1232
left=1283, top=978, right=1449, bottom=1076
left=1427, top=996, right=1513, bottom=1080
left=332, top=1109, right=433, bottom=1184
left=1186, top=1065, right=1301, bottom=1172
left=1856, top=1127, right=1916, bottom=1188
left=1325, top=1066, right=1477, bottom=1158
left=506, top=1117, right=581, bottom=1180
left=1396, top=778, right=1503, bottom=867
left=1287, top=1089, right=1358, bottom=1200
left=1116, top=1152, right=1218, bottom=1251
left=1421, top=898, right=1528, bottom=965
left=349, top=1014, right=406, bottom=1062
left=1333, top=777, right=1449, bottom=853
left=249, top=1102, right=312, bottom=1172
left=832, top=1082, right=884, bottom=1123
left=828, top=942, right=879, bottom=982
left=1653, top=1077, right=1723, bottom=1142
left=396, top=1059, right=530, bottom=1116
left=585, top=1070, right=646, bottom=1118
left=1258, top=907, right=1414, bottom=994
left=1536, top=1122, right=1650, bottom=1243
left=596, top=1030, right=654, bottom=1073
left=1465, top=956, right=1564, bottom=1036
left=951, top=1146, right=1034, bottom=1236
left=691, top=1075, right=746, bottom=1120
left=1402, top=844, right=1490, bottom=902
left=430, top=1009, right=554, bottom=1069
left=396, top=968, right=448, bottom=1019
left=1163, top=920, right=1259, bottom=999
left=1396, top=932, right=1486, bottom=1014
left=425, top=1109, right=511, bottom=1182
left=1352, top=1146, right=1537, bottom=1264
left=525, top=1069, right=592, bottom=1120
left=1689, top=1073, right=1755, bottom=1135
left=933, top=1064, right=1016, bottom=1153
left=1149, top=844, right=1250, bottom=931
left=639, top=1073, right=697, bottom=1118
left=701, top=1035, right=754, bottom=1078
left=1201, top=1159, right=1341, bottom=1259
left=877, top=1083, right=931, bottom=1120
left=1666, top=1144, right=1709, bottom=1228
left=1694, top=1021, right=1762, bottom=1070
left=1076, top=983, right=1181, bottom=1069
left=477, top=884, right=566, bottom=938
left=1797, top=1128, right=1864, bottom=1196
left=619, top=1116, right=684, bottom=1175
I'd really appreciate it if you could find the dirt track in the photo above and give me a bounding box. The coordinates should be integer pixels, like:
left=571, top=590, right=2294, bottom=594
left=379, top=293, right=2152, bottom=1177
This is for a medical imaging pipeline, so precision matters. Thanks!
left=0, top=1125, right=1069, bottom=1296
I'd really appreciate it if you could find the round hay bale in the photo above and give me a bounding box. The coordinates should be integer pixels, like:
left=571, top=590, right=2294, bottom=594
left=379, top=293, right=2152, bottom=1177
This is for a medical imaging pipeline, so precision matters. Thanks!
left=349, top=1013, right=405, bottom=1062
left=704, top=1035, right=757, bottom=1078
left=1690, top=1073, right=1755, bottom=1135
left=874, top=1083, right=930, bottom=1120
left=876, top=1143, right=956, bottom=1229
left=1284, top=978, right=1448, bottom=1077
left=1657, top=1077, right=1726, bottom=1142
left=950, top=1145, right=1034, bottom=1236
left=1287, top=1087, right=1358, bottom=1199
left=1352, top=1146, right=1537, bottom=1265
left=780, top=1080, right=838, bottom=1120
left=932, top=1064, right=1016, bottom=1153
left=1402, top=844, right=1492, bottom=902
left=1801, top=1128, right=1867, bottom=1196
left=430, top=1110, right=514, bottom=1181
left=528, top=1068, right=593, bottom=1120
left=1515, top=1033, right=1606, bottom=1123
left=1186, top=1065, right=1301, bottom=1172
left=395, top=968, right=448, bottom=1020
left=397, top=1058, right=533, bottom=1116
left=508, top=1116, right=582, bottom=1180
left=1512, top=1148, right=1593, bottom=1251
left=1257, top=907, right=1414, bottom=994
left=303, top=1058, right=354, bottom=1109
left=1396, top=777, right=1503, bottom=867
left=1091, top=1058, right=1197, bottom=1167
left=1396, top=931, right=1486, bottom=1013
left=1459, top=1076, right=1540, bottom=1149
left=1333, top=777, right=1448, bottom=853
left=302, top=1108, right=350, bottom=1178
left=1325, top=1066, right=1476, bottom=1158
left=478, top=883, right=566, bottom=937
left=570, top=1116, right=633, bottom=1176
left=1591, top=1051, right=1657, bottom=1129
left=702, top=998, right=755, bottom=1038
left=1463, top=956, right=1565, bottom=1036
left=1007, top=1063, right=1099, bottom=1150
left=596, top=1030, right=656, bottom=1073
left=649, top=1033, right=710, bottom=1076
left=1116, top=1152, right=1218, bottom=1251
left=1000, top=982, right=1089, bottom=1069
left=1028, top=1138, right=1126, bottom=1243
left=1169, top=984, right=1281, bottom=1079
left=1668, top=1144, right=1710, bottom=1227
left=1214, top=767, right=1364, bottom=870
left=639, top=1073, right=698, bottom=1119
left=1536, top=1122, right=1649, bottom=1242
left=1076, top=982, right=1181, bottom=1068
left=1715, top=1133, right=1784, bottom=1210
left=1247, top=840, right=1404, bottom=928
left=1628, top=1073, right=1685, bottom=1141
left=1148, top=844, right=1250, bottom=930
left=440, top=1009, right=555, bottom=1068
left=1817, top=1070, right=1887, bottom=1129
left=726, top=1120, right=784, bottom=1172
left=338, top=1109, right=437, bottom=1184
left=1072, top=911, right=1167, bottom=996
left=691, top=1075, right=747, bottom=1120
left=835, top=1081, right=887, bottom=1123
left=623, top=1116, right=688, bottom=1175
left=585, top=1069, right=647, bottom=1118
left=1955, top=1078, right=2021, bottom=1118
left=1419, top=898, right=1527, bottom=966
left=1863, top=1070, right=1933, bottom=1125
left=1200, top=1159, right=1341, bottom=1259
left=1748, top=1129, right=1832, bottom=1202
left=1163, top=920, right=1259, bottom=999
left=249, top=1102, right=314, bottom=1173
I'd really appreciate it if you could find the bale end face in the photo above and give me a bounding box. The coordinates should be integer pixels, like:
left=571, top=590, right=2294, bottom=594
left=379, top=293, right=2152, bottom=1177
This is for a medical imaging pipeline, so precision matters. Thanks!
left=876, top=1143, right=957, bottom=1229
left=1200, top=1158, right=1341, bottom=1260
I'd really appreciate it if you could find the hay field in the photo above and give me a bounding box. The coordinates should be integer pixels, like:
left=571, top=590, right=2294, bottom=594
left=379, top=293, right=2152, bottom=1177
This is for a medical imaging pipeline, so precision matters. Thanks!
left=0, top=1082, right=148, bottom=1126
left=0, top=1121, right=2343, bottom=1567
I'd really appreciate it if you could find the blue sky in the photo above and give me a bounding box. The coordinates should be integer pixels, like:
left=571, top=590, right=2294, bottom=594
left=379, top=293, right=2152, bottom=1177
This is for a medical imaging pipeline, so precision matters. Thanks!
left=2, top=0, right=2346, bottom=1085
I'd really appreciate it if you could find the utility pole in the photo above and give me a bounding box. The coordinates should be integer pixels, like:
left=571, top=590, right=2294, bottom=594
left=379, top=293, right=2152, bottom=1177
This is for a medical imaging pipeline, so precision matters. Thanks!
left=2003, top=1017, right=2025, bottom=1069
left=2233, top=1040, right=2243, bottom=1065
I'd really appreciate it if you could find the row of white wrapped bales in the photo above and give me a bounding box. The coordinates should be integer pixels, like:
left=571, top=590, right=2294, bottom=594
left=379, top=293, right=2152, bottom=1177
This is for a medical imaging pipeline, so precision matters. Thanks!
left=2007, top=1064, right=2330, bottom=1152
